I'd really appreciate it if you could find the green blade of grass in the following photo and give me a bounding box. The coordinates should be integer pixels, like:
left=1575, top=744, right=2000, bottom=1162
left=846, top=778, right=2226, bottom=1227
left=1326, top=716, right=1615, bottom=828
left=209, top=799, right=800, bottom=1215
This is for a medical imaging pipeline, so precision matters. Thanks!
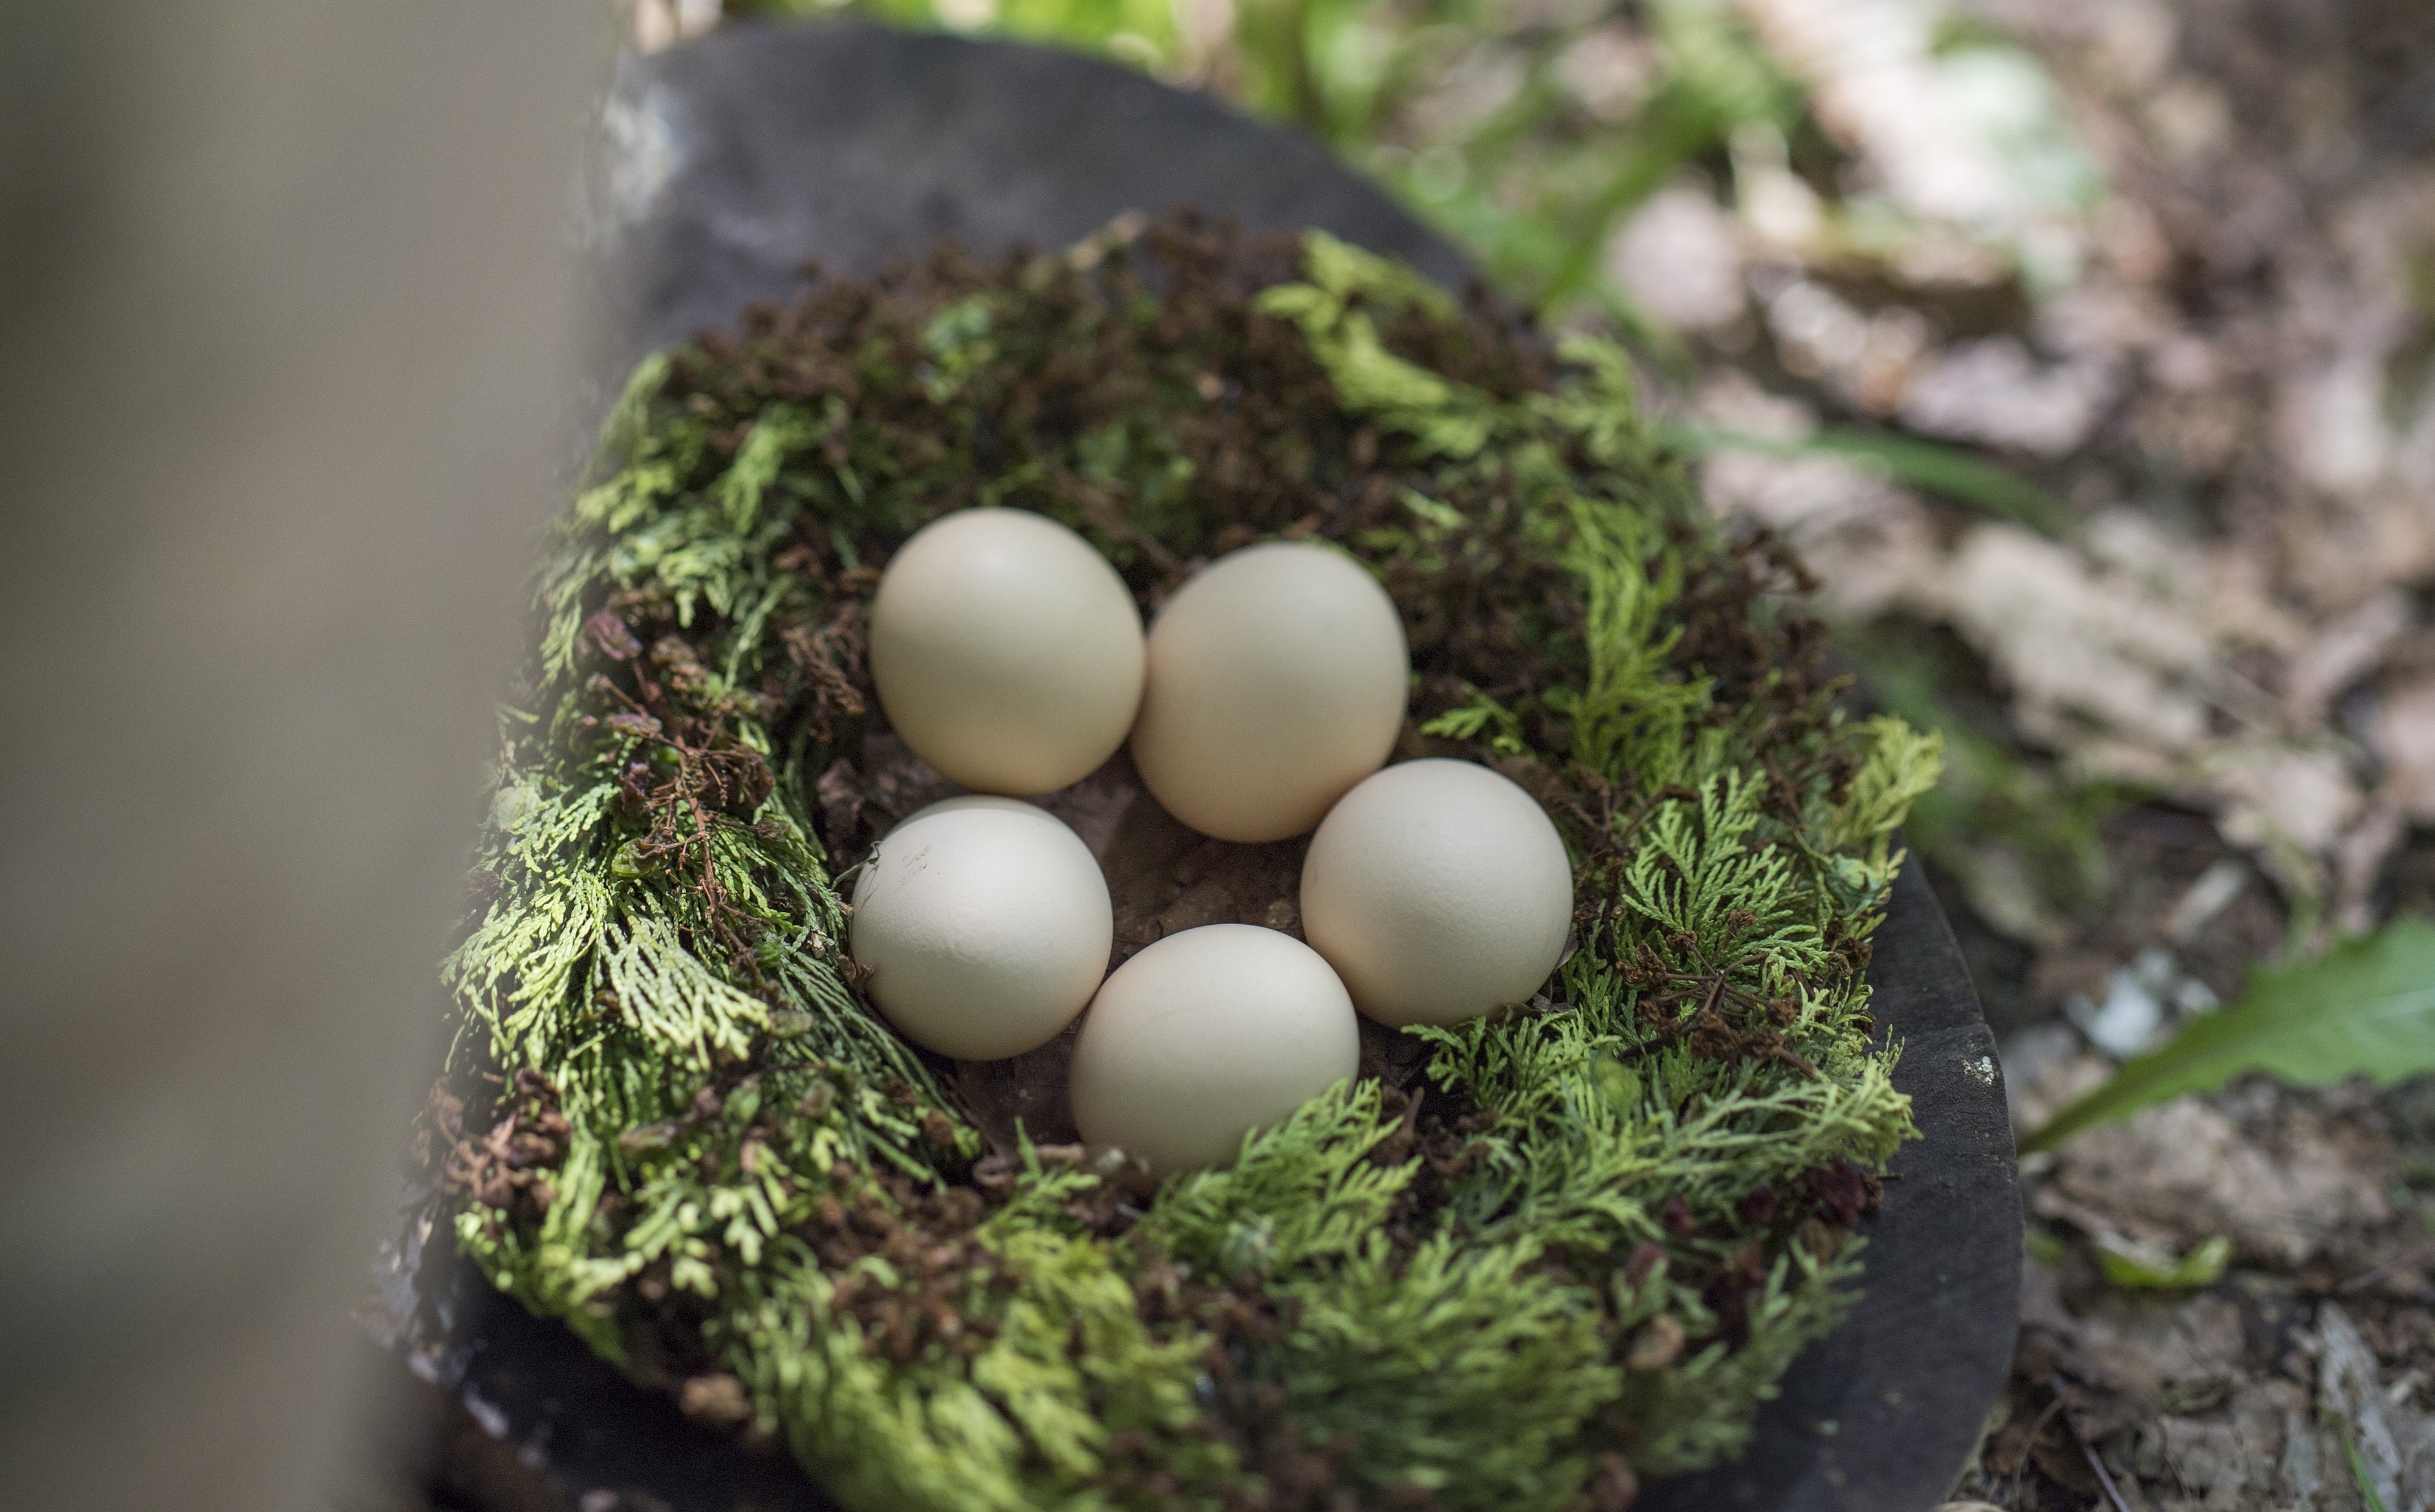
left=1539, top=3, right=1794, bottom=310
left=2335, top=1413, right=2394, bottom=1512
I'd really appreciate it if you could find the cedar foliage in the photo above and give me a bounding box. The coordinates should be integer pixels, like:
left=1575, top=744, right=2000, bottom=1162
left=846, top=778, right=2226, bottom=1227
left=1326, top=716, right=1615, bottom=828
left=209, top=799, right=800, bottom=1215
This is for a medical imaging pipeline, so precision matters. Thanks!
left=439, top=214, right=1942, bottom=1511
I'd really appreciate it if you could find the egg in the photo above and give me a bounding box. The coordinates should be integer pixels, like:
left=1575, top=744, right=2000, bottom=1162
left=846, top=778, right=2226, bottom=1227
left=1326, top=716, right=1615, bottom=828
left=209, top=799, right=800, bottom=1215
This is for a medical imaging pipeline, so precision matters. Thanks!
left=1068, top=924, right=1360, bottom=1173
left=869, top=508, right=1145, bottom=795
left=1129, top=541, right=1409, bottom=843
left=849, top=795, right=1112, bottom=1060
left=1299, top=759, right=1574, bottom=1028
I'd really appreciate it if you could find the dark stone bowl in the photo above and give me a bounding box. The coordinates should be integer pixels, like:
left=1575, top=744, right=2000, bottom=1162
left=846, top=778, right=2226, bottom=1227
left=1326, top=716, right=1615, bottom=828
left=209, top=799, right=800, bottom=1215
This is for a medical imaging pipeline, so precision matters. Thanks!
left=372, top=21, right=2020, bottom=1512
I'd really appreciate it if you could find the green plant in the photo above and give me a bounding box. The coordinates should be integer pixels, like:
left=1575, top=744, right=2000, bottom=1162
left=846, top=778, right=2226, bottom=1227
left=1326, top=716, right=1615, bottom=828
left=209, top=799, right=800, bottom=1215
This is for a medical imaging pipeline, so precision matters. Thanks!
left=2025, top=919, right=2435, bottom=1152
left=2092, top=1233, right=2230, bottom=1290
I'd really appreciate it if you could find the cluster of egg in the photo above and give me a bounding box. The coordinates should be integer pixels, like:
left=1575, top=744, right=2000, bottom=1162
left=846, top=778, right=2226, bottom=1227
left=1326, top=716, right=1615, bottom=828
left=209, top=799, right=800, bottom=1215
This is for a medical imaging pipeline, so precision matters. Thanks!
left=847, top=508, right=1574, bottom=1173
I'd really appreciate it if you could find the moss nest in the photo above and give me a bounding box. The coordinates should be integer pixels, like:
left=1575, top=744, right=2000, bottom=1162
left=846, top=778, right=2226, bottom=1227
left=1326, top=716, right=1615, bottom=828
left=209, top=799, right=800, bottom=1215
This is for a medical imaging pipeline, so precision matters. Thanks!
left=438, top=212, right=1943, bottom=1512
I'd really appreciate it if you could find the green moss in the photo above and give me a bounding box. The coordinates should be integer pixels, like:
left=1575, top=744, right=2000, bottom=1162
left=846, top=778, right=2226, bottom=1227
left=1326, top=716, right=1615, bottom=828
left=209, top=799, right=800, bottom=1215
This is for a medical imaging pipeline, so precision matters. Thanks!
left=440, top=217, right=1940, bottom=1511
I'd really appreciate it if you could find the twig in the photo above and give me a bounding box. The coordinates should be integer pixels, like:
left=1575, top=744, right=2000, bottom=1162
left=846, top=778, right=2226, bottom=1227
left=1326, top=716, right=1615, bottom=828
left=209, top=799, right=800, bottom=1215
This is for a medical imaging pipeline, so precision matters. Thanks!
left=2051, top=1374, right=2132, bottom=1512
left=2336, top=1242, right=2435, bottom=1296
left=2077, top=1423, right=2134, bottom=1512
left=2005, top=1390, right=2067, bottom=1479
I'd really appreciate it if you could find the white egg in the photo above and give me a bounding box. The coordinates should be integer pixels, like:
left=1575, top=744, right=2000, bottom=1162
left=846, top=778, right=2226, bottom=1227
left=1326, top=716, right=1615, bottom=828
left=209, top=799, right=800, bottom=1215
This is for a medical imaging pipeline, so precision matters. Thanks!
left=1068, top=924, right=1360, bottom=1174
left=869, top=508, right=1145, bottom=795
left=1299, top=759, right=1573, bottom=1028
left=1129, top=541, right=1409, bottom=843
left=849, top=795, right=1112, bottom=1060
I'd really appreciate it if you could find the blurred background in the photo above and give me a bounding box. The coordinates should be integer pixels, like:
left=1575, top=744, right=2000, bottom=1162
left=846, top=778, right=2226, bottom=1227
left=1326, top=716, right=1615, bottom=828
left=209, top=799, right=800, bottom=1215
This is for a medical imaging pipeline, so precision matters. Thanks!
left=6, top=3, right=2430, bottom=1510
left=0, top=4, right=596, bottom=1511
